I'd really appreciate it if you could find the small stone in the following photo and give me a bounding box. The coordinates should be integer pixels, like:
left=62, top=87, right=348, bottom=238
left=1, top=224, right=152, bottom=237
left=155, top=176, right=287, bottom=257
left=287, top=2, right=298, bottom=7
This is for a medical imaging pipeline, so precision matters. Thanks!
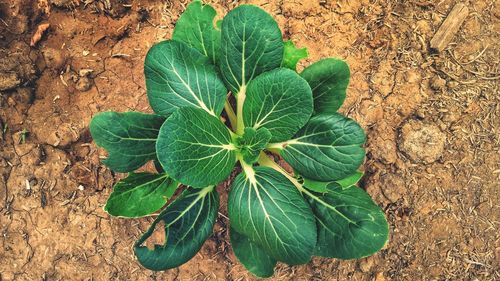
left=399, top=120, right=446, bottom=164
left=79, top=69, right=93, bottom=77
left=430, top=75, right=446, bottom=91
left=75, top=76, right=92, bottom=92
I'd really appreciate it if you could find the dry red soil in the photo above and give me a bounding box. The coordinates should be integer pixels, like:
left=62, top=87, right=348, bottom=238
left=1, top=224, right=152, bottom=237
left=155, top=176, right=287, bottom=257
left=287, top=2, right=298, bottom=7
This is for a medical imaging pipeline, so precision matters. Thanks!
left=1, top=0, right=498, bottom=280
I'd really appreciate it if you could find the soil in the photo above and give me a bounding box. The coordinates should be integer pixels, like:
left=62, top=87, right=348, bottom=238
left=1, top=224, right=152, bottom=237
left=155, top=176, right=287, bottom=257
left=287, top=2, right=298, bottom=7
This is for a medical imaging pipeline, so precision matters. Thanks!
left=1, top=0, right=498, bottom=280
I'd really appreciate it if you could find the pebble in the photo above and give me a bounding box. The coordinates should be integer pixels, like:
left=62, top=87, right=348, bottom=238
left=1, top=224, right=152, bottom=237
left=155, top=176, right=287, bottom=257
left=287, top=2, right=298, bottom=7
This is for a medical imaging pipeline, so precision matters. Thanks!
left=79, top=69, right=93, bottom=77
left=75, top=76, right=92, bottom=92
left=380, top=174, right=406, bottom=203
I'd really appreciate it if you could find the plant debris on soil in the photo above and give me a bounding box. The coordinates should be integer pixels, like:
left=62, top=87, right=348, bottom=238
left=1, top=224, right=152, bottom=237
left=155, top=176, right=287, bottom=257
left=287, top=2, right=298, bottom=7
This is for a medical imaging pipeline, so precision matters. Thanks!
left=1, top=0, right=498, bottom=280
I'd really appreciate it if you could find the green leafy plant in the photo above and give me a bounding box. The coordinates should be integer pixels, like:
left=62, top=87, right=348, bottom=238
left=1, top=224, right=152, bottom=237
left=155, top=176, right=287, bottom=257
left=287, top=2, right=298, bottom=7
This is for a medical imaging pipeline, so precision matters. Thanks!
left=89, top=1, right=389, bottom=277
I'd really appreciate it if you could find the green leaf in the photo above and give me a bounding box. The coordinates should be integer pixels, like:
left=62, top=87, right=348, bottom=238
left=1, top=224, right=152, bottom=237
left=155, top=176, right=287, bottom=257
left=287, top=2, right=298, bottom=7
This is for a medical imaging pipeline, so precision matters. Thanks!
left=279, top=113, right=365, bottom=181
left=145, top=40, right=227, bottom=116
left=236, top=127, right=271, bottom=164
left=302, top=171, right=364, bottom=193
left=219, top=5, right=284, bottom=93
left=134, top=186, right=219, bottom=270
left=304, top=184, right=389, bottom=259
left=336, top=171, right=363, bottom=189
left=172, top=0, right=220, bottom=64
left=104, top=173, right=177, bottom=218
left=89, top=111, right=165, bottom=173
left=230, top=227, right=276, bottom=278
left=282, top=40, right=308, bottom=71
left=228, top=166, right=316, bottom=264
left=301, top=58, right=350, bottom=113
left=302, top=178, right=330, bottom=193
left=236, top=128, right=271, bottom=164
left=243, top=68, right=313, bottom=142
left=156, top=107, right=237, bottom=188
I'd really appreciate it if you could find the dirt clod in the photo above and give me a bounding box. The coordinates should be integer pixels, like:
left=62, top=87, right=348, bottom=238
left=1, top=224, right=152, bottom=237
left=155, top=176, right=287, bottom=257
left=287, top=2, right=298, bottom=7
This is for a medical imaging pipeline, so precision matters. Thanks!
left=42, top=47, right=66, bottom=70
left=399, top=120, right=446, bottom=164
left=380, top=173, right=406, bottom=203
left=0, top=48, right=38, bottom=90
left=371, top=61, right=394, bottom=97
left=0, top=72, right=21, bottom=91
left=368, top=123, right=397, bottom=165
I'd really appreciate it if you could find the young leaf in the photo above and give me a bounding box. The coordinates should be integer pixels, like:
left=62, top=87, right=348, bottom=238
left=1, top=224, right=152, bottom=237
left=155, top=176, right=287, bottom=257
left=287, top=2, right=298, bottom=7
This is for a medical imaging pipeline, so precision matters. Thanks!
left=89, top=111, right=165, bottom=172
left=282, top=40, right=308, bottom=71
left=336, top=170, right=363, bottom=189
left=304, top=184, right=389, bottom=259
left=243, top=68, right=313, bottom=142
left=301, top=58, right=350, bottom=113
left=145, top=40, right=226, bottom=116
left=104, top=173, right=177, bottom=218
left=219, top=5, right=284, bottom=93
left=236, top=127, right=272, bottom=164
left=156, top=107, right=237, bottom=188
left=302, top=171, right=364, bottom=193
left=279, top=113, right=365, bottom=181
left=230, top=227, right=277, bottom=278
left=302, top=177, right=329, bottom=193
left=172, top=0, right=220, bottom=64
left=134, top=186, right=219, bottom=270
left=228, top=166, right=316, bottom=265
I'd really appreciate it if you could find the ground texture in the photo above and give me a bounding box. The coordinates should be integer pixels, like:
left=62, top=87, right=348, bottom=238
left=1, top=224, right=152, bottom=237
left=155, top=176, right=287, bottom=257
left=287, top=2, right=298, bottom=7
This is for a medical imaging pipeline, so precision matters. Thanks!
left=0, top=0, right=499, bottom=280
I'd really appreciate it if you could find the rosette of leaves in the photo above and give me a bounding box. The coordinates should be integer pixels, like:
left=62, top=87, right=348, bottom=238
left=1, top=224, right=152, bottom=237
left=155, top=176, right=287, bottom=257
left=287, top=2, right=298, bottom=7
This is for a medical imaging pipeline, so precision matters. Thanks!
left=89, top=1, right=389, bottom=278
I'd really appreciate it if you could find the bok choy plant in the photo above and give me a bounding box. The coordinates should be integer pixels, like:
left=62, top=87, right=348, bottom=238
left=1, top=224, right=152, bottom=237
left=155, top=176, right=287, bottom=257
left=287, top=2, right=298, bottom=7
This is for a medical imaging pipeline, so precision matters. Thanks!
left=89, top=1, right=389, bottom=277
